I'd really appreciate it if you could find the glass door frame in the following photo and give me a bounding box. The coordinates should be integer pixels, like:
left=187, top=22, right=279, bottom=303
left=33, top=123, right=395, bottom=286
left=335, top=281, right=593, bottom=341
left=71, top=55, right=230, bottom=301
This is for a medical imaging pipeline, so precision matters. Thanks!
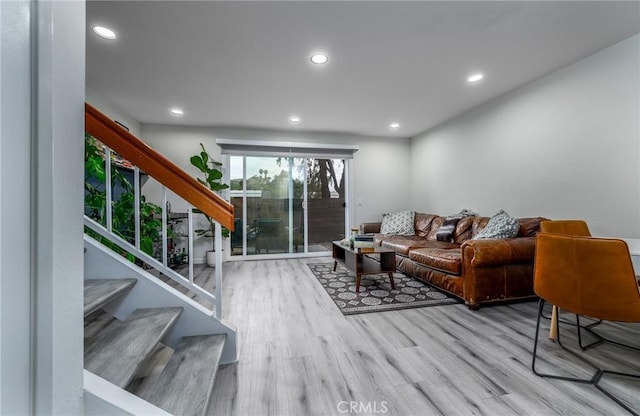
left=223, top=154, right=352, bottom=261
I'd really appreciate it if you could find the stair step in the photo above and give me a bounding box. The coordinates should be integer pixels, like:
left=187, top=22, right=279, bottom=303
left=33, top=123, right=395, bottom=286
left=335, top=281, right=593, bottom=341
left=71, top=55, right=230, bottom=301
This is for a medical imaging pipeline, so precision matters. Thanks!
left=84, top=307, right=183, bottom=388
left=134, top=334, right=227, bottom=416
left=84, top=278, right=137, bottom=317
left=84, top=309, right=117, bottom=341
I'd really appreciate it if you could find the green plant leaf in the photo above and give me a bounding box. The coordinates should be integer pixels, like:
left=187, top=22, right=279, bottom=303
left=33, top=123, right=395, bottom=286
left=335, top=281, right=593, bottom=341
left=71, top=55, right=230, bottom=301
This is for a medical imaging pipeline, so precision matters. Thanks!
left=200, top=151, right=209, bottom=166
left=140, top=237, right=153, bottom=256
left=190, top=155, right=207, bottom=172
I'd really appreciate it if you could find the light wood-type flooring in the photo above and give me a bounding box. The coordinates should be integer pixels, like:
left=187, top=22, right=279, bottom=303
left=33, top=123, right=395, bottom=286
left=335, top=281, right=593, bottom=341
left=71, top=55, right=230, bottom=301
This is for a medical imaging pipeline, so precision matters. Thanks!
left=204, top=258, right=639, bottom=416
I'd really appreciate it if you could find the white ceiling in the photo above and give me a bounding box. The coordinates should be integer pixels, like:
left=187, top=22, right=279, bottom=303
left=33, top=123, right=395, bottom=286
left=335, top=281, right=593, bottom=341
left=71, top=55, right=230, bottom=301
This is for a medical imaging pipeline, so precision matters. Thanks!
left=86, top=1, right=640, bottom=139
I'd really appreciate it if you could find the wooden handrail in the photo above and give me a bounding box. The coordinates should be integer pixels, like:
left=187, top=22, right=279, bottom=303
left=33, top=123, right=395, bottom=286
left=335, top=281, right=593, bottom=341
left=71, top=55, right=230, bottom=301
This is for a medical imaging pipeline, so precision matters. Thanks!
left=85, top=103, right=234, bottom=231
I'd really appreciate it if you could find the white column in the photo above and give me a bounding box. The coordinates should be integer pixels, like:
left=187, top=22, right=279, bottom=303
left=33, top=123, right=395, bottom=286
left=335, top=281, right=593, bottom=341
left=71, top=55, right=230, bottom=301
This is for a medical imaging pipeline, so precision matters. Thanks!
left=34, top=1, right=85, bottom=414
left=0, top=1, right=34, bottom=413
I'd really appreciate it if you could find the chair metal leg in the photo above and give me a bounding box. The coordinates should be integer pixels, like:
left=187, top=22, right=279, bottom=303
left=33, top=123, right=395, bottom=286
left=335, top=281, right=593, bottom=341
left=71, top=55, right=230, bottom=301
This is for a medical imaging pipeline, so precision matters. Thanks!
left=595, top=372, right=640, bottom=416
left=541, top=308, right=634, bottom=353
left=577, top=314, right=605, bottom=350
left=540, top=304, right=603, bottom=331
left=577, top=314, right=640, bottom=352
left=541, top=306, right=603, bottom=333
left=532, top=299, right=593, bottom=382
left=531, top=299, right=640, bottom=415
left=531, top=299, right=545, bottom=375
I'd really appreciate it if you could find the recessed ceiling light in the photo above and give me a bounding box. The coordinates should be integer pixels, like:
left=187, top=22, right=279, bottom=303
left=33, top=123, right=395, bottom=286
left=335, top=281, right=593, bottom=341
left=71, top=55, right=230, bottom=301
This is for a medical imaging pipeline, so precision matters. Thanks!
left=389, top=123, right=400, bottom=130
left=170, top=108, right=184, bottom=116
left=310, top=53, right=329, bottom=65
left=92, top=26, right=117, bottom=40
left=467, top=73, right=484, bottom=83
left=288, top=115, right=301, bottom=125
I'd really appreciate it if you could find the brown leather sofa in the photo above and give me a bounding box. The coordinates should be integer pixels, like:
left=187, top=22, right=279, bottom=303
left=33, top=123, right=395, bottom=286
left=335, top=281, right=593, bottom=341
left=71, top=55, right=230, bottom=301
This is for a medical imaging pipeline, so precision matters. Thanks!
left=360, top=213, right=546, bottom=309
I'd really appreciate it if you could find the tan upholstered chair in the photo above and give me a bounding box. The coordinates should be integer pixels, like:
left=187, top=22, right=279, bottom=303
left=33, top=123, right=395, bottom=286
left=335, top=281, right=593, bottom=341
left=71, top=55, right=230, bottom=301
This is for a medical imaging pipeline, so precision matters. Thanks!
left=539, top=220, right=594, bottom=346
left=540, top=219, right=591, bottom=236
left=532, top=233, right=640, bottom=414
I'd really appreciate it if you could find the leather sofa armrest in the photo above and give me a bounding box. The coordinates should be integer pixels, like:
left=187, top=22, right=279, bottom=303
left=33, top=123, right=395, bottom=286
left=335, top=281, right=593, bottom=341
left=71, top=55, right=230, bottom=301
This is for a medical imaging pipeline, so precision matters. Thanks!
left=359, top=222, right=382, bottom=234
left=462, top=237, right=536, bottom=267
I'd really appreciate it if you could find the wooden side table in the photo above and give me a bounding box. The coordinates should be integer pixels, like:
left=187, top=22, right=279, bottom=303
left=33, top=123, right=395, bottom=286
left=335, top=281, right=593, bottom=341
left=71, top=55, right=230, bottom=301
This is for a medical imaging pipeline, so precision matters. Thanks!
left=331, top=241, right=396, bottom=292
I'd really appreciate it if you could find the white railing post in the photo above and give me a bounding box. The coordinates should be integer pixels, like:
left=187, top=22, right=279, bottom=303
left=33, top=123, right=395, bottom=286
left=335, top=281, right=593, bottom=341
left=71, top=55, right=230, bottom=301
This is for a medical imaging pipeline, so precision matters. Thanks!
left=134, top=166, right=141, bottom=249
left=215, top=221, right=222, bottom=318
left=303, top=158, right=308, bottom=252
left=105, top=148, right=112, bottom=232
left=162, top=186, right=168, bottom=267
left=288, top=157, right=294, bottom=253
left=188, top=206, right=194, bottom=283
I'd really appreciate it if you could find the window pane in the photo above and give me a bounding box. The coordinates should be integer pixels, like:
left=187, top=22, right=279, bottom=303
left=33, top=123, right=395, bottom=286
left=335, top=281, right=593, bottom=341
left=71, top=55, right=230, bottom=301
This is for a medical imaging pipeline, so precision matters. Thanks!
left=246, top=156, right=291, bottom=255
left=307, top=158, right=345, bottom=251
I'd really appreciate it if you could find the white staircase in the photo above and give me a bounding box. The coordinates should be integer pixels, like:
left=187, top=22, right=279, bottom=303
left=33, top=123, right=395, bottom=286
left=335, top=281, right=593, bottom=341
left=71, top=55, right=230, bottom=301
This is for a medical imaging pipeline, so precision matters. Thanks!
left=83, top=104, right=237, bottom=415
left=83, top=236, right=236, bottom=415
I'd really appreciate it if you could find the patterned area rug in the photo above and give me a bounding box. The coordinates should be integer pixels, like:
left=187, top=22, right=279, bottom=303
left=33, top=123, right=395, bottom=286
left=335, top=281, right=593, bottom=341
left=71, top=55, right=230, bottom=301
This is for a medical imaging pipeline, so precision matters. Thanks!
left=307, top=262, right=460, bottom=315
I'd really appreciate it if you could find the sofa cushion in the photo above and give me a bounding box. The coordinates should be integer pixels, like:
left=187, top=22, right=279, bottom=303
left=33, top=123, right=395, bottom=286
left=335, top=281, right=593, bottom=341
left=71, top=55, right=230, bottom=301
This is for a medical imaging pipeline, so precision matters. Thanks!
left=471, top=217, right=490, bottom=237
left=359, top=222, right=382, bottom=234
left=453, top=216, right=475, bottom=244
left=409, top=248, right=462, bottom=275
left=425, top=215, right=476, bottom=243
left=382, top=237, right=458, bottom=256
left=436, top=215, right=464, bottom=242
left=517, top=217, right=546, bottom=237
left=414, top=213, right=438, bottom=238
left=381, top=236, right=431, bottom=255
left=380, top=211, right=415, bottom=235
left=425, top=217, right=446, bottom=240
left=473, top=210, right=520, bottom=240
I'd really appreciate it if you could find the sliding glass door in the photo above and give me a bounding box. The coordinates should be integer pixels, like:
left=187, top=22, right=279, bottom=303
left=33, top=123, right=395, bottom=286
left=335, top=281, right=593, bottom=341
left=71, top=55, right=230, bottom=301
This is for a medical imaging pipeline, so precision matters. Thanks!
left=228, top=155, right=347, bottom=257
left=306, top=158, right=346, bottom=252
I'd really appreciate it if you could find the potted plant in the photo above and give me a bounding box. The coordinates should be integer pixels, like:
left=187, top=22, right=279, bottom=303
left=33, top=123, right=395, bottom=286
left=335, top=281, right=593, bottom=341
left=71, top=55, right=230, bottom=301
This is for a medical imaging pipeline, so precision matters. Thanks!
left=190, top=143, right=230, bottom=267
left=84, top=133, right=163, bottom=262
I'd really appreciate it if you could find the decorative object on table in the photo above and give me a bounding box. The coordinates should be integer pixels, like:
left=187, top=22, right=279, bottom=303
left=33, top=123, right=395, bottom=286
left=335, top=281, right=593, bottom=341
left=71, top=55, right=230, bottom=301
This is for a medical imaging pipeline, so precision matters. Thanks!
left=349, top=227, right=358, bottom=248
left=190, top=143, right=230, bottom=267
left=307, top=263, right=459, bottom=315
left=353, top=233, right=374, bottom=248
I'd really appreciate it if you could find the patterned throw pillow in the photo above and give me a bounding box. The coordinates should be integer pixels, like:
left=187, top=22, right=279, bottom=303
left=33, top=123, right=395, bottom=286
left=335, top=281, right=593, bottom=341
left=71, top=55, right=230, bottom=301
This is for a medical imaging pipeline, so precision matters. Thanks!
left=380, top=211, right=415, bottom=235
left=473, top=210, right=520, bottom=240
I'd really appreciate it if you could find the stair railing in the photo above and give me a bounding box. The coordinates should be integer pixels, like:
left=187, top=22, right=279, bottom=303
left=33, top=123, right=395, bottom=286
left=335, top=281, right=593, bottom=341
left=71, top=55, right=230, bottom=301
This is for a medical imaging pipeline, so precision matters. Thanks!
left=84, top=103, right=233, bottom=318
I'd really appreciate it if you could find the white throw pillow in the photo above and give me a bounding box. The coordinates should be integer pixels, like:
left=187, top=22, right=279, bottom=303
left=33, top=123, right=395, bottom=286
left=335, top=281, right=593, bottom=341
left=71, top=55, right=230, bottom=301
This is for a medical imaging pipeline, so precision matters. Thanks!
left=380, top=211, right=415, bottom=235
left=473, top=210, right=520, bottom=239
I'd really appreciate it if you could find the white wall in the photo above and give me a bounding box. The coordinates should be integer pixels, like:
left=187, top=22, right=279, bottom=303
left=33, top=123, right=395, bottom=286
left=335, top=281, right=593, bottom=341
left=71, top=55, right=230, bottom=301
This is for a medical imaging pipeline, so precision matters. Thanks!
left=0, top=1, right=34, bottom=413
left=86, top=87, right=142, bottom=136
left=139, top=124, right=411, bottom=259
left=410, top=34, right=640, bottom=238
